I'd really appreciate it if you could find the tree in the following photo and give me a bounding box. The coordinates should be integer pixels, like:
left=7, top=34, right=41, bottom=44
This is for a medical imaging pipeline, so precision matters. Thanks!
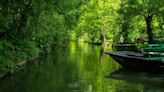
left=119, top=0, right=164, bottom=43
left=0, top=0, right=88, bottom=73
left=75, top=0, right=120, bottom=44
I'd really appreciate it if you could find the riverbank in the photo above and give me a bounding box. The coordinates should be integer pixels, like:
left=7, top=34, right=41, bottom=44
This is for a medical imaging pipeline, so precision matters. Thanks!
left=0, top=60, right=27, bottom=79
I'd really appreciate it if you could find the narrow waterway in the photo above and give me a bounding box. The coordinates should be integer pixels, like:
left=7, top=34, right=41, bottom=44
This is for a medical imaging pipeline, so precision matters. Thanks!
left=0, top=42, right=164, bottom=92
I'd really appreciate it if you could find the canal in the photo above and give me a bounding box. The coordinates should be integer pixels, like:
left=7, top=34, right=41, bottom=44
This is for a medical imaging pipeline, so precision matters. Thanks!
left=0, top=42, right=164, bottom=92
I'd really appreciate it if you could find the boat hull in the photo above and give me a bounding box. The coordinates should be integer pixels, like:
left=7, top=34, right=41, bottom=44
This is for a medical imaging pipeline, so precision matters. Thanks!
left=106, top=51, right=164, bottom=73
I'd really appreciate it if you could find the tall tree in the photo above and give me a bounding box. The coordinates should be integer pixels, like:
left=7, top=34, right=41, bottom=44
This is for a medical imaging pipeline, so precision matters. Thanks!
left=75, top=0, right=120, bottom=44
left=119, top=0, right=164, bottom=43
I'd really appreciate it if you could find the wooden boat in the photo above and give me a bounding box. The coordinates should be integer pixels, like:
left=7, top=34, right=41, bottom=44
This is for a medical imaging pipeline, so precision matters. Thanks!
left=106, top=51, right=164, bottom=73
left=143, top=44, right=164, bottom=57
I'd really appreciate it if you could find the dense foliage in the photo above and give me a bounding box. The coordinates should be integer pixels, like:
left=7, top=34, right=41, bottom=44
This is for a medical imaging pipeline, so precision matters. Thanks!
left=74, top=0, right=164, bottom=44
left=0, top=0, right=88, bottom=73
left=0, top=0, right=163, bottom=73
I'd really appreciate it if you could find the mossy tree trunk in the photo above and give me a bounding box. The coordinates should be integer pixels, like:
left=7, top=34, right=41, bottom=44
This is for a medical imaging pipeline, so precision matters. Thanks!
left=145, top=15, right=154, bottom=44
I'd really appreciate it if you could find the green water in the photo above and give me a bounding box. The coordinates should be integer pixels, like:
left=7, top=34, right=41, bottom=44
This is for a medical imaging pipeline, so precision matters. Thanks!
left=0, top=42, right=164, bottom=92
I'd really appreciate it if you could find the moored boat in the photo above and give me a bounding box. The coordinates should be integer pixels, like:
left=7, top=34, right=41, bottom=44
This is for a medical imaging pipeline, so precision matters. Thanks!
left=112, top=43, right=138, bottom=51
left=106, top=51, right=164, bottom=73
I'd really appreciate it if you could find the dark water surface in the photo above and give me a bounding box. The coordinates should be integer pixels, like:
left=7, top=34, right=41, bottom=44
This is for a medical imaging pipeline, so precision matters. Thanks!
left=0, top=42, right=164, bottom=92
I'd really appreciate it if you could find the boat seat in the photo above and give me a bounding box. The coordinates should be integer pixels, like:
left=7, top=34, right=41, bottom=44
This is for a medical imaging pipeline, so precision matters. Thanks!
left=147, top=52, right=164, bottom=56
left=144, top=44, right=164, bottom=52
left=126, top=52, right=144, bottom=57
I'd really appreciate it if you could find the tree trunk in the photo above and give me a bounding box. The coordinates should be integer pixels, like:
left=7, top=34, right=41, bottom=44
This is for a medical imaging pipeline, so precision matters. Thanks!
left=100, top=33, right=106, bottom=44
left=100, top=27, right=106, bottom=45
left=100, top=30, right=106, bottom=52
left=145, top=15, right=154, bottom=44
left=121, top=21, right=129, bottom=43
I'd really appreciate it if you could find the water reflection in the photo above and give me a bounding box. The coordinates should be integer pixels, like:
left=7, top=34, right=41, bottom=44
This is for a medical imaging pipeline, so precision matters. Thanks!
left=0, top=41, right=163, bottom=92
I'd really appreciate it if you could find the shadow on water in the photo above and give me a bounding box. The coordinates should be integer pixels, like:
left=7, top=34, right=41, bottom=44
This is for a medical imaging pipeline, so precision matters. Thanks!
left=108, top=68, right=164, bottom=87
